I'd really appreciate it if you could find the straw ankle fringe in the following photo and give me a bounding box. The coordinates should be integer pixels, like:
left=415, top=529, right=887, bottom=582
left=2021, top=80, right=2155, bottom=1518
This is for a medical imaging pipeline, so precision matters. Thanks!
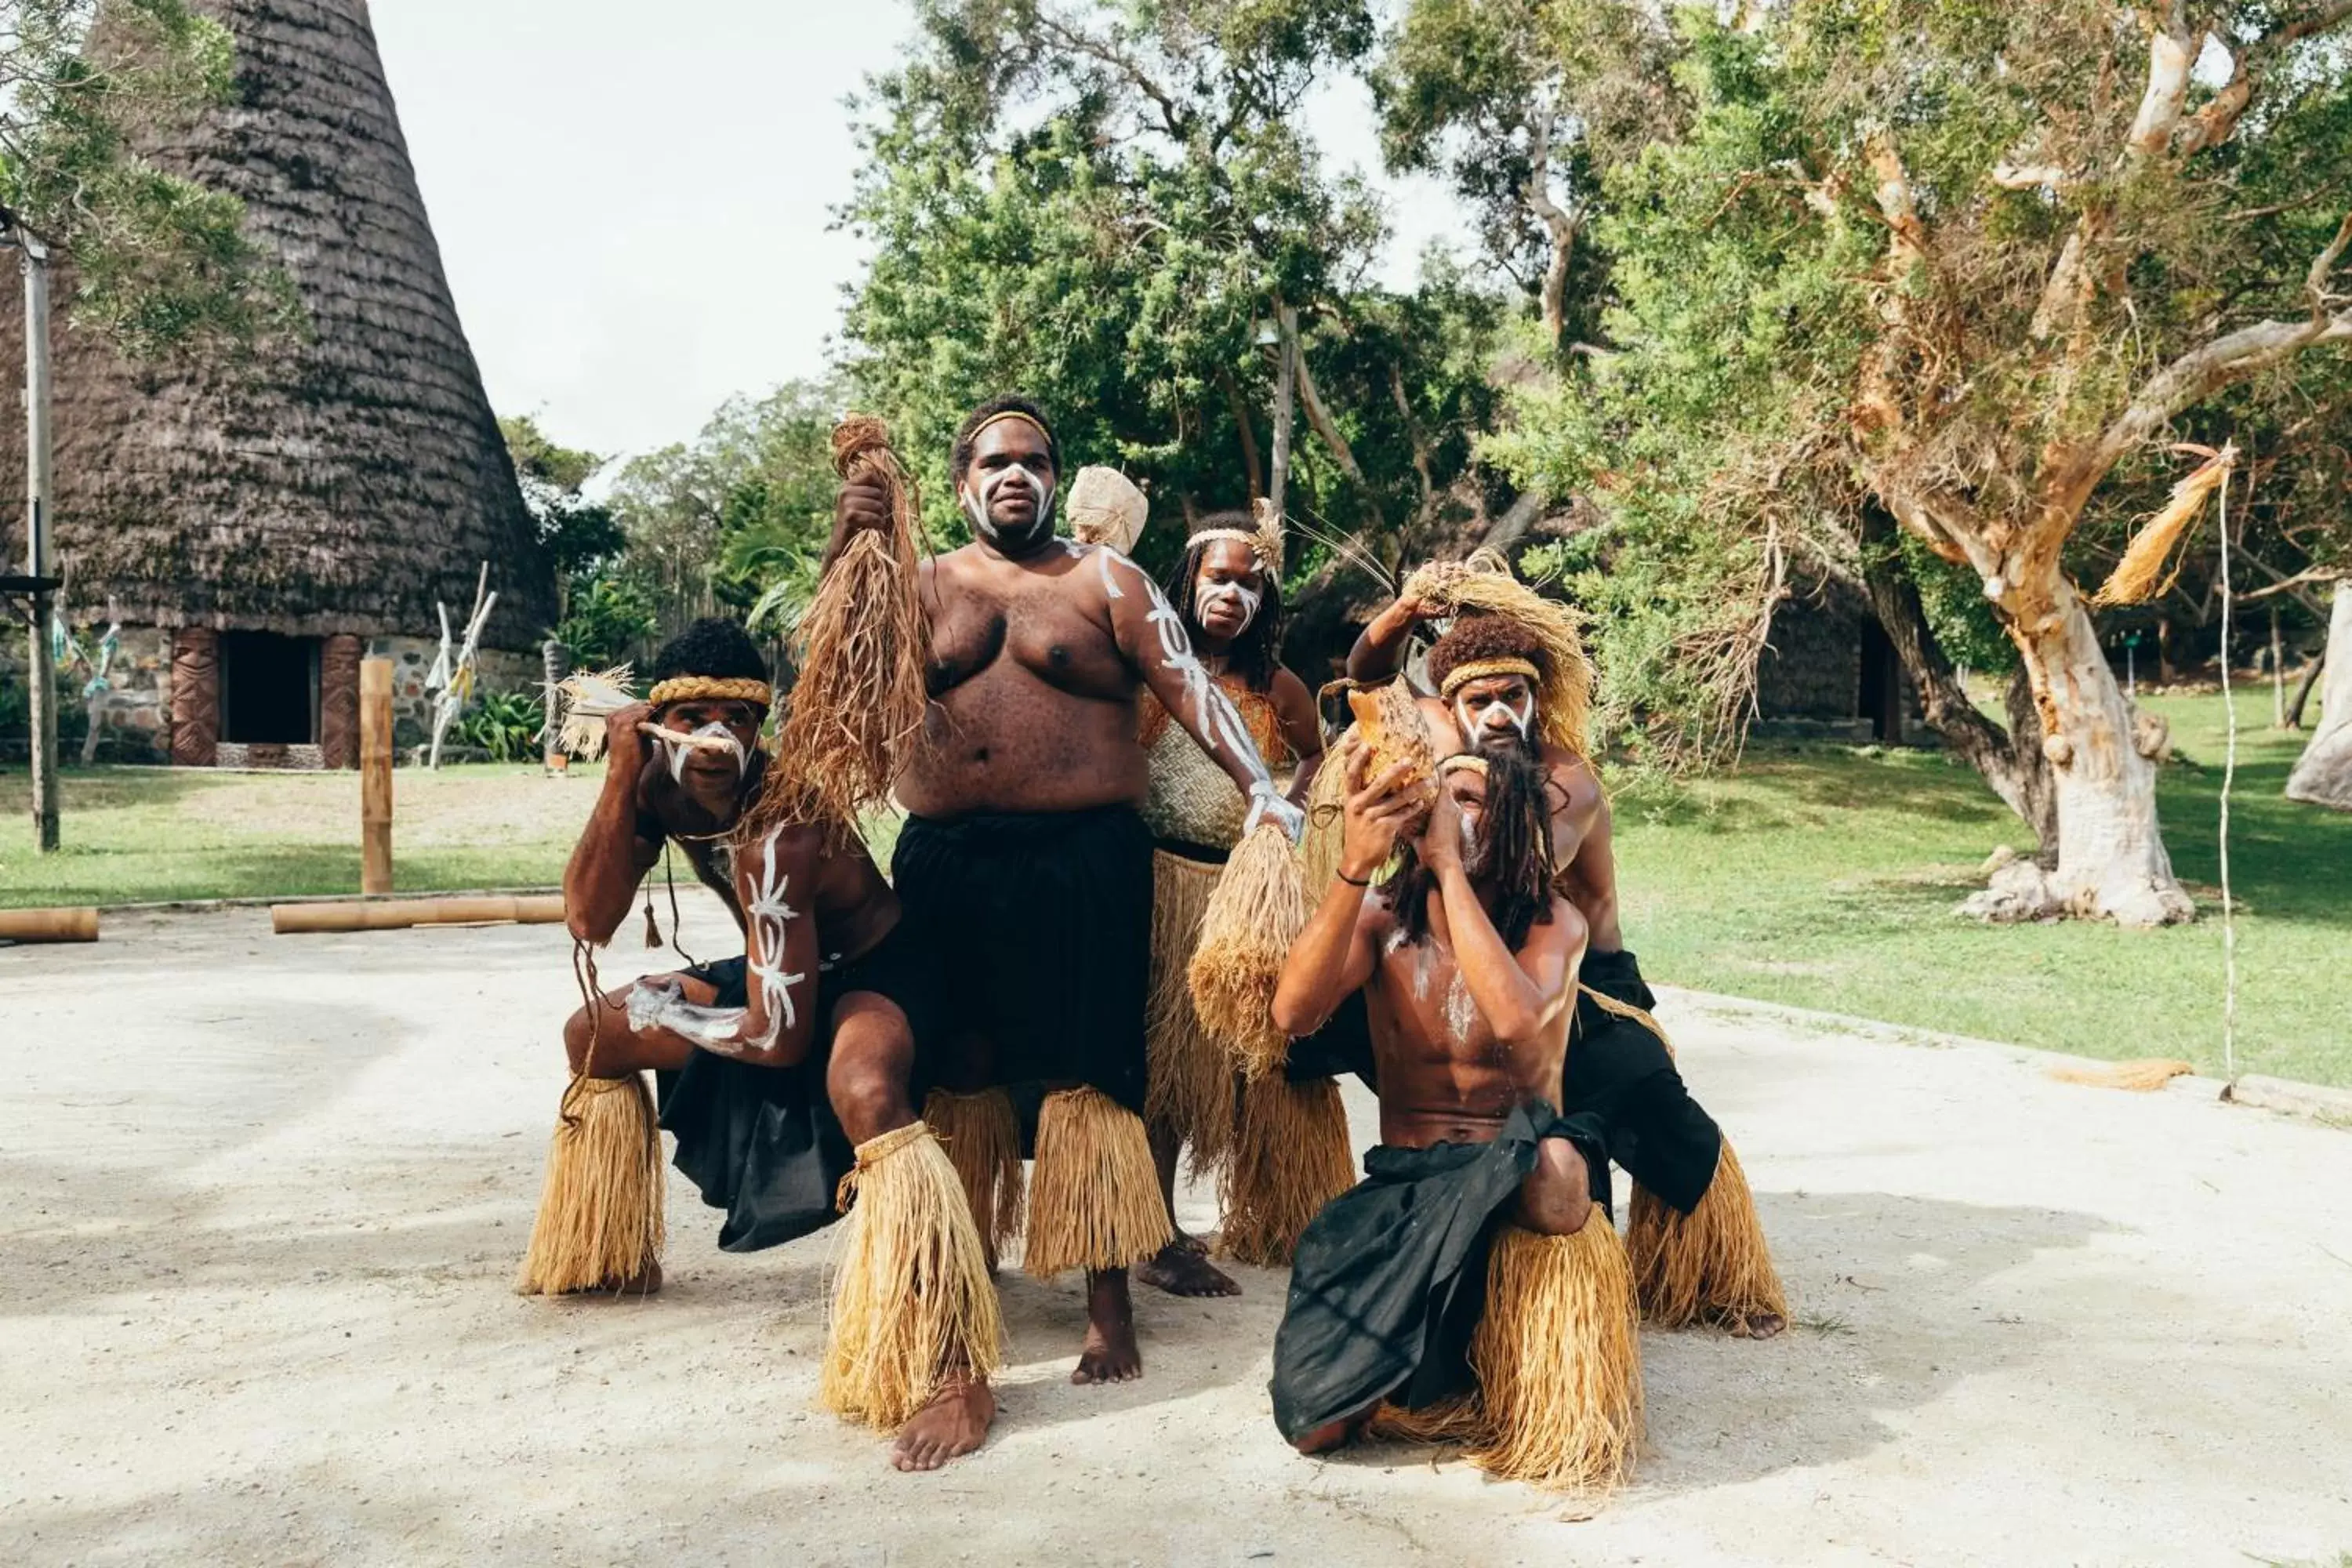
left=1188, top=824, right=1308, bottom=1080
left=1367, top=1396, right=1488, bottom=1446
left=1467, top=1219, right=1644, bottom=1493
left=821, top=1124, right=1004, bottom=1432
left=922, top=1088, right=1026, bottom=1264
left=1217, top=1076, right=1356, bottom=1267
left=1627, top=1139, right=1787, bottom=1332
left=1023, top=1088, right=1171, bottom=1279
left=1145, top=850, right=1236, bottom=1178
left=514, top=1073, right=664, bottom=1296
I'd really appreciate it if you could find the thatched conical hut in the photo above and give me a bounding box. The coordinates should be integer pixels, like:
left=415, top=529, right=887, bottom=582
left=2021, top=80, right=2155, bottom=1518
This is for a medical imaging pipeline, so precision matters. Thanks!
left=0, top=0, right=550, bottom=766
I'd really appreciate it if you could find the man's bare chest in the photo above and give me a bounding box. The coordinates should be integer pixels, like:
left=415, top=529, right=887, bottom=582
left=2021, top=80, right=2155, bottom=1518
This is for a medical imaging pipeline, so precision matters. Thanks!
left=927, top=575, right=1128, bottom=701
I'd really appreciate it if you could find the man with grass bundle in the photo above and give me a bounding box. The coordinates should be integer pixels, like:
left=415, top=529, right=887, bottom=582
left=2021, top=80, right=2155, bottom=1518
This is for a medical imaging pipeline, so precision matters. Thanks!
left=514, top=616, right=1000, bottom=1474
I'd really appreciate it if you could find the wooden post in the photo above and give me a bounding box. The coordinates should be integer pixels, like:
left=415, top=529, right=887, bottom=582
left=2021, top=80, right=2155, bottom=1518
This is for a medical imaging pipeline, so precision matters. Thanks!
left=1267, top=300, right=1297, bottom=524
left=21, top=233, right=59, bottom=853
left=360, top=658, right=394, bottom=894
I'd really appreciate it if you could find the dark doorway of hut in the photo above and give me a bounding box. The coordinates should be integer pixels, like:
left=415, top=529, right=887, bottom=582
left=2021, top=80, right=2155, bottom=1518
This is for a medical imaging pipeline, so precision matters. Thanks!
left=1857, top=619, right=1904, bottom=742
left=220, top=631, right=319, bottom=761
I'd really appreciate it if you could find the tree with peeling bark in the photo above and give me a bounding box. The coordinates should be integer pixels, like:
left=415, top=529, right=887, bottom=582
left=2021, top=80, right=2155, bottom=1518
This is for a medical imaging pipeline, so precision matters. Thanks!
left=1494, top=2, right=2352, bottom=927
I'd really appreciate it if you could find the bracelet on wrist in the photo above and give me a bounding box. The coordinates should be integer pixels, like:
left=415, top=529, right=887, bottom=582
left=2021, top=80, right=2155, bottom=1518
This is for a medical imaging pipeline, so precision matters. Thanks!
left=1336, top=868, right=1373, bottom=887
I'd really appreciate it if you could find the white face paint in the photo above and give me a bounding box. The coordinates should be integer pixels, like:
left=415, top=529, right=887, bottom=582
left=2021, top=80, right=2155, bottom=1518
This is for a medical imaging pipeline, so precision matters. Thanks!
left=1195, top=576, right=1262, bottom=632
left=622, top=824, right=804, bottom=1056
left=1087, top=543, right=1305, bottom=842
left=960, top=459, right=1058, bottom=543
left=662, top=720, right=747, bottom=786
left=1454, top=691, right=1534, bottom=745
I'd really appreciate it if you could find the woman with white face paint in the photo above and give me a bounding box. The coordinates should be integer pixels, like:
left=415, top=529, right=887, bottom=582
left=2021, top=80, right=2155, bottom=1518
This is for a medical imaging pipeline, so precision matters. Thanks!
left=1132, top=510, right=1334, bottom=1296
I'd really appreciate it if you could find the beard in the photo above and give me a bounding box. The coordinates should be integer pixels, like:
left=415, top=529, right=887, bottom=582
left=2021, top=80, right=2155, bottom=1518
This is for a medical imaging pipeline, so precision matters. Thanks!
left=1465, top=729, right=1551, bottom=884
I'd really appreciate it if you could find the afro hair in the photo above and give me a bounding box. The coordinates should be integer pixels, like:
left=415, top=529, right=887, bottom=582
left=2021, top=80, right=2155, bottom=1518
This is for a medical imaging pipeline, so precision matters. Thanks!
left=1425, top=611, right=1546, bottom=695
left=648, top=617, right=770, bottom=688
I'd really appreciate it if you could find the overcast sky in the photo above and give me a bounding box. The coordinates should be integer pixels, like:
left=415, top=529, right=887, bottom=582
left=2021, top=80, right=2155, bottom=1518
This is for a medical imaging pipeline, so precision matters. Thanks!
left=369, top=0, right=1462, bottom=463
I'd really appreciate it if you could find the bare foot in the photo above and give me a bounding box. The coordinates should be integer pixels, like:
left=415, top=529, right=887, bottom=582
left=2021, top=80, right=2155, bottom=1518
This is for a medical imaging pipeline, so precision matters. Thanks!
left=572, top=1258, right=661, bottom=1298
left=1134, top=1240, right=1240, bottom=1298
left=1171, top=1225, right=1209, bottom=1257
left=1293, top=1411, right=1371, bottom=1455
left=1072, top=1269, right=1143, bottom=1384
left=1728, top=1308, right=1788, bottom=1340
left=890, top=1376, right=996, bottom=1472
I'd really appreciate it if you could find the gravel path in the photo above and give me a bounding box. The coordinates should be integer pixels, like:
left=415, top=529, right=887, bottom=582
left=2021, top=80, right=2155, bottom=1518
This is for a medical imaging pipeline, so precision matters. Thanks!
left=5, top=901, right=2348, bottom=1566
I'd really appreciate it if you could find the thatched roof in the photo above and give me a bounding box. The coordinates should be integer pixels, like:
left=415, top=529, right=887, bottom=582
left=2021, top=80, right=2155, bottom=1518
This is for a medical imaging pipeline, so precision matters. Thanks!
left=0, top=0, right=551, bottom=648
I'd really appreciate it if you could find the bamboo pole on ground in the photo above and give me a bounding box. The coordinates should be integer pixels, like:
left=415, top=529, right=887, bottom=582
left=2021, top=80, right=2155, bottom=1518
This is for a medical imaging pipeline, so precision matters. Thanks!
left=361, top=658, right=394, bottom=895
left=270, top=894, right=564, bottom=935
left=0, top=907, right=98, bottom=942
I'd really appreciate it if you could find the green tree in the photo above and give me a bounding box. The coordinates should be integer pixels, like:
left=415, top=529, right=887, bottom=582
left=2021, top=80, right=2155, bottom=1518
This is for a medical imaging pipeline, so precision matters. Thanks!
left=499, top=415, right=622, bottom=597
left=1, top=0, right=292, bottom=354
left=842, top=0, right=1512, bottom=626
left=1497, top=2, right=2352, bottom=926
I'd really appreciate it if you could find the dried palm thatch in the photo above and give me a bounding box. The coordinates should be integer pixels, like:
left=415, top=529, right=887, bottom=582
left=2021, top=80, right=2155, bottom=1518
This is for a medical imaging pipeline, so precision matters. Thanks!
left=1188, top=823, right=1312, bottom=1080
left=2091, top=448, right=2235, bottom=608
left=748, top=416, right=931, bottom=834
left=1399, top=553, right=1595, bottom=759
left=0, top=0, right=552, bottom=647
left=551, top=665, right=637, bottom=760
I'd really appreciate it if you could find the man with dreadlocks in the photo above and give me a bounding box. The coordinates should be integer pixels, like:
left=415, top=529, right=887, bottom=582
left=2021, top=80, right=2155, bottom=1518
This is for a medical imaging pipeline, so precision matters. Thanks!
left=1263, top=731, right=1643, bottom=1491
left=1132, top=507, right=1326, bottom=1296
left=830, top=395, right=1302, bottom=1385
left=1346, top=597, right=1788, bottom=1338
left=515, top=617, right=1000, bottom=1474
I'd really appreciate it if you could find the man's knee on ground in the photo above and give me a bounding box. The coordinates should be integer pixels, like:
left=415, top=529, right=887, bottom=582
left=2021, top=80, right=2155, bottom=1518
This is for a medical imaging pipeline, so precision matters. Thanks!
left=1517, top=1136, right=1595, bottom=1237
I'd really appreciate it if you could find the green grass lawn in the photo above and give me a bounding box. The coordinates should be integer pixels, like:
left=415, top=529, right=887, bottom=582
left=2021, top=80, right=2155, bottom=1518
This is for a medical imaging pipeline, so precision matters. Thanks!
left=4, top=690, right=2345, bottom=1085
left=1611, top=689, right=2351, bottom=1088
left=0, top=764, right=594, bottom=906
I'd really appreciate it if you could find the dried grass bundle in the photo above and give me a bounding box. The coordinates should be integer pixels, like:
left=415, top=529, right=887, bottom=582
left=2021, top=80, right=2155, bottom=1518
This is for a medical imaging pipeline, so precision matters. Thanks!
left=514, top=1073, right=664, bottom=1296
left=1399, top=555, right=1595, bottom=758
left=1625, top=1139, right=1786, bottom=1334
left=923, top=1087, right=1028, bottom=1266
left=2048, top=1058, right=2196, bottom=1091
left=2092, top=450, right=2232, bottom=608
left=1188, top=823, right=1312, bottom=1080
left=551, top=665, right=637, bottom=760
left=1467, top=1219, right=1644, bottom=1493
left=1215, top=1075, right=1357, bottom=1266
left=751, top=416, right=931, bottom=833
left=821, top=1123, right=1004, bottom=1432
left=1145, top=850, right=1238, bottom=1178
left=1022, top=1088, right=1171, bottom=1278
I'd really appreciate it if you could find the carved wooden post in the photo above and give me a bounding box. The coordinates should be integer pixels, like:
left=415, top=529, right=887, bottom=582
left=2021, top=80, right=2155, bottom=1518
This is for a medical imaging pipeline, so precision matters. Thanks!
left=360, top=658, right=394, bottom=894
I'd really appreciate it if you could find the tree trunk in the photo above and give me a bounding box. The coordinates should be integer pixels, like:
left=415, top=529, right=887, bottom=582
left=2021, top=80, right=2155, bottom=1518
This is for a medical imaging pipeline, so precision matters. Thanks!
left=1858, top=505, right=2058, bottom=858
left=2286, top=648, right=2325, bottom=729
left=2285, top=582, right=2352, bottom=811
left=2015, top=581, right=2194, bottom=925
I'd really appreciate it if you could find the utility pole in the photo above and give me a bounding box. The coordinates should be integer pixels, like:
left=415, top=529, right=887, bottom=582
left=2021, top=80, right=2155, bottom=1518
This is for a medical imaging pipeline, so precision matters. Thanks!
left=20, top=230, right=60, bottom=853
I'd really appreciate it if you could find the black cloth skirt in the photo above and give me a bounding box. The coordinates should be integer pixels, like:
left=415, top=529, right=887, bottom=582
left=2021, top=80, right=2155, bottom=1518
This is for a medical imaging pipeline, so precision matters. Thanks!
left=1277, top=949, right=1722, bottom=1215
left=1566, top=949, right=1722, bottom=1215
left=1268, top=1099, right=1612, bottom=1443
left=653, top=919, right=938, bottom=1253
left=891, top=804, right=1153, bottom=1114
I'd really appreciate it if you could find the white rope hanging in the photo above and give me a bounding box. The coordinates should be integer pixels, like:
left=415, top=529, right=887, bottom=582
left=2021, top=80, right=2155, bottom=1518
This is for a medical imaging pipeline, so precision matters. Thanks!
left=2213, top=446, right=2240, bottom=1091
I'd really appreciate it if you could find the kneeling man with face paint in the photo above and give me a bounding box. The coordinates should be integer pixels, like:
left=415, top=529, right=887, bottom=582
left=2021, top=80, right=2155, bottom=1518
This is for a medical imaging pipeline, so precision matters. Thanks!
left=517, top=618, right=990, bottom=1470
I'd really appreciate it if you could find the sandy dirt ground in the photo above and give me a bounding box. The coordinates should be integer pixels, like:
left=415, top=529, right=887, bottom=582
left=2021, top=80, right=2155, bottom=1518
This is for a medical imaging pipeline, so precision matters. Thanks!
left=5, top=896, right=2350, bottom=1567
